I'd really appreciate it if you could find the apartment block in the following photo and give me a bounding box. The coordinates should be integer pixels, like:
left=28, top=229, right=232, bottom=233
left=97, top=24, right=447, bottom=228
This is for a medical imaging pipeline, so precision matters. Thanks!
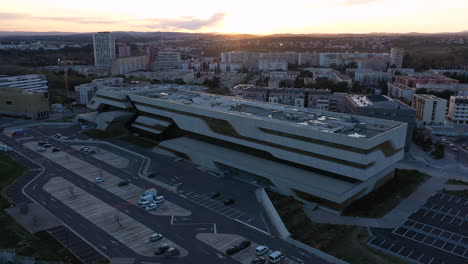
left=93, top=32, right=116, bottom=67
left=448, top=96, right=468, bottom=124
left=411, top=94, right=447, bottom=127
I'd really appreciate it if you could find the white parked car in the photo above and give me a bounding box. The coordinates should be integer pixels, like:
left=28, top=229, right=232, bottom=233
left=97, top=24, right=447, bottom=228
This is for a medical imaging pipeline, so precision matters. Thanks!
left=144, top=203, right=158, bottom=211
left=149, top=233, right=163, bottom=242
left=154, top=196, right=165, bottom=204
left=95, top=177, right=104, bottom=183
left=36, top=146, right=46, bottom=152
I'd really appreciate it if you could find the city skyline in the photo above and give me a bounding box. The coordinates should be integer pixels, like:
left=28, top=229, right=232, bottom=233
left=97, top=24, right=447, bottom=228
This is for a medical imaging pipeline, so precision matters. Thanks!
left=1, top=0, right=468, bottom=34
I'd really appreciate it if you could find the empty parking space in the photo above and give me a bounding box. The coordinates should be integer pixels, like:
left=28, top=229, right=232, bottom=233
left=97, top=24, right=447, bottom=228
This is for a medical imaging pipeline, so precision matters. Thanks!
left=371, top=192, right=468, bottom=264
left=24, top=141, right=190, bottom=217
left=70, top=145, right=129, bottom=168
left=182, top=192, right=244, bottom=219
left=43, top=177, right=187, bottom=257
left=196, top=233, right=299, bottom=264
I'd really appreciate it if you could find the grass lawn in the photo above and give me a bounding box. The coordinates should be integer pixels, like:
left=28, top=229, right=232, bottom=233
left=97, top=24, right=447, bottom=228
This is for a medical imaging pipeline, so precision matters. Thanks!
left=342, top=169, right=430, bottom=217
left=266, top=190, right=409, bottom=264
left=444, top=189, right=468, bottom=198
left=0, top=153, right=80, bottom=262
left=446, top=179, right=468, bottom=186
left=120, top=135, right=159, bottom=148
left=82, top=129, right=113, bottom=139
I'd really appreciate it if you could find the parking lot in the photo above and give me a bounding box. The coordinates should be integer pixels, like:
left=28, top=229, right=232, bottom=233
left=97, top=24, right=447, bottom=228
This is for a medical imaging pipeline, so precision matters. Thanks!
left=369, top=192, right=468, bottom=264
left=70, top=145, right=129, bottom=169
left=197, top=233, right=300, bottom=264
left=182, top=192, right=244, bottom=219
left=24, top=141, right=191, bottom=217
left=44, top=177, right=188, bottom=257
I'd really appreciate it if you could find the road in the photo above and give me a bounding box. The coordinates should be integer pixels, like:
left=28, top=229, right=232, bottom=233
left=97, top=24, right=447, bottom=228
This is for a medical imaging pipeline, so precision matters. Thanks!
left=1, top=126, right=327, bottom=264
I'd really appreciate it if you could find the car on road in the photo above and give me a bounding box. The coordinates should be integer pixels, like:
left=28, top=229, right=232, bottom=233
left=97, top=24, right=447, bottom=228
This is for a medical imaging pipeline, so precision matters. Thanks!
left=224, top=199, right=235, bottom=205
left=117, top=181, right=129, bottom=187
left=38, top=141, right=48, bottom=146
left=251, top=257, right=266, bottom=264
left=0, top=144, right=12, bottom=152
left=149, top=233, right=163, bottom=242
left=43, top=143, right=52, bottom=148
left=95, top=177, right=104, bottom=183
left=239, top=240, right=251, bottom=249
left=211, top=192, right=220, bottom=199
left=144, top=203, right=158, bottom=211
left=54, top=133, right=62, bottom=138
left=451, top=147, right=459, bottom=152
left=164, top=247, right=179, bottom=257
left=255, top=245, right=269, bottom=256
left=36, top=146, right=46, bottom=152
left=226, top=246, right=241, bottom=255
left=52, top=147, right=61, bottom=152
left=173, top=183, right=183, bottom=190
left=59, top=136, right=69, bottom=140
left=154, top=244, right=170, bottom=255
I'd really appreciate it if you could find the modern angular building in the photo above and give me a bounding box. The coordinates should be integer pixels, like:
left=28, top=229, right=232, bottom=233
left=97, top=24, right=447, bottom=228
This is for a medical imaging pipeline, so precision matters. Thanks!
left=83, top=86, right=407, bottom=211
left=93, top=32, right=116, bottom=67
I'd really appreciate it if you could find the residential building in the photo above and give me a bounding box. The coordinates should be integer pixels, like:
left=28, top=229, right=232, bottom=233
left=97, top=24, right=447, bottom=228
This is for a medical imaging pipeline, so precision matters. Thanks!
left=351, top=69, right=392, bottom=87
left=258, top=59, right=288, bottom=71
left=387, top=82, right=416, bottom=101
left=111, top=55, right=150, bottom=75
left=93, top=32, right=116, bottom=66
left=389, top=47, right=404, bottom=68
left=345, top=94, right=416, bottom=150
left=74, top=78, right=124, bottom=105
left=230, top=85, right=348, bottom=112
left=357, top=57, right=388, bottom=71
left=118, top=44, right=131, bottom=57
left=394, top=73, right=458, bottom=87
left=411, top=94, right=447, bottom=127
left=126, top=70, right=195, bottom=84
left=82, top=87, right=407, bottom=212
left=0, top=87, right=49, bottom=119
left=154, top=52, right=181, bottom=70
left=448, top=96, right=468, bottom=124
left=0, top=75, right=48, bottom=92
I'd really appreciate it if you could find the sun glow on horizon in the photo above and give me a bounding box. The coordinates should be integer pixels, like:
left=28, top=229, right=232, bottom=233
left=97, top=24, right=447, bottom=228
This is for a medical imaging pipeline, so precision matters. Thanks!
left=0, top=0, right=467, bottom=34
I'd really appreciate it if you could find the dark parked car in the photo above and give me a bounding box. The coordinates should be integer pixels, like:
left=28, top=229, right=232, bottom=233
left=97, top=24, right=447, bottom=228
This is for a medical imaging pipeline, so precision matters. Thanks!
left=251, top=257, right=266, bottom=264
left=211, top=192, right=220, bottom=199
left=225, top=246, right=241, bottom=255
left=154, top=244, right=170, bottom=255
left=118, top=181, right=129, bottom=187
left=52, top=147, right=61, bottom=152
left=239, top=240, right=251, bottom=249
left=164, top=247, right=179, bottom=257
left=173, top=183, right=183, bottom=190
left=224, top=199, right=235, bottom=205
left=43, top=144, right=52, bottom=148
left=38, top=141, right=47, bottom=146
left=146, top=172, right=156, bottom=178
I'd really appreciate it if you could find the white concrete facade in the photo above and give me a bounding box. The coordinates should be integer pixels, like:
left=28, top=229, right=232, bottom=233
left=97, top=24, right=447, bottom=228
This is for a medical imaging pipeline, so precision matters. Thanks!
left=86, top=87, right=407, bottom=211
left=93, top=32, right=116, bottom=67
left=448, top=96, right=468, bottom=124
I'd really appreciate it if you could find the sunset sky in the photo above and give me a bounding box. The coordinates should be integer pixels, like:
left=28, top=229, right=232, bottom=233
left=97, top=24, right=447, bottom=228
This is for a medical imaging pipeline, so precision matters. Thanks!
left=1, top=0, right=467, bottom=34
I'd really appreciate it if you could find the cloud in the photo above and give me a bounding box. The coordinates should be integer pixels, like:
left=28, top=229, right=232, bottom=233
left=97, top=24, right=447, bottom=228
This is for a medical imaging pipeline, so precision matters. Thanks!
left=0, top=11, right=226, bottom=31
left=339, top=0, right=378, bottom=5
left=142, top=12, right=226, bottom=30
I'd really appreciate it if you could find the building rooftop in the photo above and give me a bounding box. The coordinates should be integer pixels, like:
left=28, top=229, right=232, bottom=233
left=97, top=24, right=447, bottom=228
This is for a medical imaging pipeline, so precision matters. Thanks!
left=100, top=86, right=405, bottom=138
left=413, top=94, right=446, bottom=100
left=349, top=94, right=414, bottom=110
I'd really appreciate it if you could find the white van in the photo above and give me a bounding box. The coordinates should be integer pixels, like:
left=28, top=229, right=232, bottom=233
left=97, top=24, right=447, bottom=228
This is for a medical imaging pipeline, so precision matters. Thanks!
left=255, top=245, right=269, bottom=256
left=139, top=200, right=152, bottom=208
left=154, top=196, right=165, bottom=204
left=268, top=251, right=285, bottom=263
